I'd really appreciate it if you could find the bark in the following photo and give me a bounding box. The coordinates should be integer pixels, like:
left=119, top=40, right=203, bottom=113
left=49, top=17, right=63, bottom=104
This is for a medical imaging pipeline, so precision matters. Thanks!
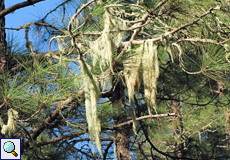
left=0, top=0, right=6, bottom=72
left=227, top=112, right=230, bottom=149
left=172, top=98, right=183, bottom=159
left=0, top=1, right=5, bottom=46
left=111, top=79, right=132, bottom=160
left=116, top=132, right=132, bottom=160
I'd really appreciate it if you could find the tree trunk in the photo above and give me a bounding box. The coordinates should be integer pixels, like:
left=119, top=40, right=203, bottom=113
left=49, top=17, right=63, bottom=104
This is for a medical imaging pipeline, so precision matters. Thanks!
left=172, top=98, right=183, bottom=159
left=111, top=79, right=132, bottom=160
left=227, top=111, right=230, bottom=149
left=0, top=0, right=6, bottom=72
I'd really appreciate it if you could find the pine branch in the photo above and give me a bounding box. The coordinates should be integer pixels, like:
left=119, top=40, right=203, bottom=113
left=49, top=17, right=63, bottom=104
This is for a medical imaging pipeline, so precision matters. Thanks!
left=105, top=113, right=176, bottom=130
left=0, top=0, right=45, bottom=18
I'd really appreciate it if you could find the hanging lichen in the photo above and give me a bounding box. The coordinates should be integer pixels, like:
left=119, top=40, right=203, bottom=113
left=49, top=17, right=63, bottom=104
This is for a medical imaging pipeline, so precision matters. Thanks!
left=80, top=56, right=102, bottom=155
left=89, top=8, right=126, bottom=74
left=1, top=109, right=19, bottom=137
left=123, top=44, right=143, bottom=134
left=164, top=36, right=174, bottom=63
left=123, top=40, right=159, bottom=133
left=57, top=38, right=71, bottom=53
left=142, top=40, right=159, bottom=115
left=123, top=41, right=159, bottom=133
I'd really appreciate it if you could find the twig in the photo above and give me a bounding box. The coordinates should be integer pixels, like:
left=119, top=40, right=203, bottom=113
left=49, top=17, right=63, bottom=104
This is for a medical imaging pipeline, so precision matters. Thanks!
left=177, top=38, right=218, bottom=44
left=16, top=102, right=45, bottom=122
left=0, top=95, right=10, bottom=109
left=0, top=22, right=61, bottom=32
left=68, top=0, right=95, bottom=32
left=105, top=113, right=176, bottom=129
left=121, top=6, right=219, bottom=46
left=106, top=4, right=150, bottom=15
left=49, top=12, right=91, bottom=52
left=33, top=130, right=87, bottom=147
left=114, top=13, right=149, bottom=64
left=103, top=141, right=113, bottom=160
left=172, top=43, right=209, bottom=75
left=154, top=0, right=168, bottom=12
left=41, top=0, right=72, bottom=21
left=58, top=104, right=85, bottom=128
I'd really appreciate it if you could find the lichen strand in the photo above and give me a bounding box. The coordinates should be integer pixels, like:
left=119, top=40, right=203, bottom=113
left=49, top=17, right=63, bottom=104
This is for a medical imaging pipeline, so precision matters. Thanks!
left=89, top=8, right=126, bottom=75
left=124, top=44, right=143, bottom=134
left=142, top=41, right=159, bottom=115
left=1, top=109, right=19, bottom=138
left=57, top=38, right=70, bottom=53
left=80, top=57, right=102, bottom=155
left=124, top=41, right=159, bottom=133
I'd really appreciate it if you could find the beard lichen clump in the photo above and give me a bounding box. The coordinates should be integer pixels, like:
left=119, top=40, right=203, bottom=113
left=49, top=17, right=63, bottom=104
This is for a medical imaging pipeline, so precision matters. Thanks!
left=1, top=109, right=19, bottom=138
left=89, top=8, right=126, bottom=74
left=53, top=4, right=160, bottom=153
left=79, top=8, right=127, bottom=153
left=80, top=56, right=102, bottom=155
left=123, top=44, right=143, bottom=134
left=142, top=40, right=159, bottom=115
left=123, top=41, right=159, bottom=134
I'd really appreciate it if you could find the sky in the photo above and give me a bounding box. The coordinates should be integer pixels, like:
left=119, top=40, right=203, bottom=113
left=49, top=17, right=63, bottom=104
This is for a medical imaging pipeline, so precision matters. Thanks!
left=5, top=0, right=62, bottom=52
left=5, top=1, right=56, bottom=27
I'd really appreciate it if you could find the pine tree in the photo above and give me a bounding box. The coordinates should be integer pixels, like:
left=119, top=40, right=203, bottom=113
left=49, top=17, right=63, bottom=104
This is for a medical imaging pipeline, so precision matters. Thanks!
left=1, top=0, right=230, bottom=159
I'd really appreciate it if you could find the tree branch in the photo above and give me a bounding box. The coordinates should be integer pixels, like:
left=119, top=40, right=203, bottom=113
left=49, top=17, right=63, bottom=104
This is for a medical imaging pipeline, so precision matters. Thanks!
left=105, top=113, right=176, bottom=130
left=22, top=92, right=79, bottom=152
left=33, top=130, right=87, bottom=147
left=0, top=22, right=61, bottom=32
left=0, top=0, right=45, bottom=18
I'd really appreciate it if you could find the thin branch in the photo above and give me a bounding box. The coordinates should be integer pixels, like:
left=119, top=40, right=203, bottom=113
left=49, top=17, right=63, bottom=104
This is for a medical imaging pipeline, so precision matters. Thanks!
left=135, top=95, right=193, bottom=159
left=116, top=113, right=176, bottom=127
left=121, top=6, right=218, bottom=46
left=177, top=38, right=218, bottom=44
left=154, top=0, right=168, bottom=12
left=33, top=130, right=87, bottom=147
left=68, top=0, right=95, bottom=32
left=103, top=141, right=113, bottom=160
left=106, top=4, right=150, bottom=15
left=58, top=105, right=85, bottom=128
left=172, top=43, right=209, bottom=75
left=0, top=22, right=62, bottom=32
left=49, top=13, right=91, bottom=52
left=105, top=113, right=176, bottom=130
left=16, top=102, right=45, bottom=122
left=114, top=13, right=150, bottom=64
left=0, top=0, right=45, bottom=18
left=41, top=0, right=72, bottom=21
left=36, top=137, right=113, bottom=148
left=22, top=91, right=80, bottom=152
left=0, top=95, right=10, bottom=109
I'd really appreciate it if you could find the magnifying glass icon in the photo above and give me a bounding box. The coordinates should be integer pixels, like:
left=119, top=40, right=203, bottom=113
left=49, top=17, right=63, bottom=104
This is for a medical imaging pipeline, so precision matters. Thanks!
left=3, top=141, right=18, bottom=157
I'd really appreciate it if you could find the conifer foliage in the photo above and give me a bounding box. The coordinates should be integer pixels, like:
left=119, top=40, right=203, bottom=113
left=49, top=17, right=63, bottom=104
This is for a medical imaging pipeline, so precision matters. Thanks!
left=1, top=0, right=230, bottom=159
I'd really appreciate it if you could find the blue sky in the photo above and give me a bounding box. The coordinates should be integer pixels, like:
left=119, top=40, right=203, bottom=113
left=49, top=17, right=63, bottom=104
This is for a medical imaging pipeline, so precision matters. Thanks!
left=5, top=0, right=62, bottom=28
left=5, top=0, right=61, bottom=52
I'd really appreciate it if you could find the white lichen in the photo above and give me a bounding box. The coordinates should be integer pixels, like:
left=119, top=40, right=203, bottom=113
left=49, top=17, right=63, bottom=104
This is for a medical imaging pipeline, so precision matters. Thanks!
left=89, top=8, right=126, bottom=73
left=1, top=109, right=19, bottom=137
left=123, top=44, right=143, bottom=134
left=142, top=40, right=159, bottom=115
left=123, top=40, right=159, bottom=134
left=80, top=56, right=102, bottom=155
